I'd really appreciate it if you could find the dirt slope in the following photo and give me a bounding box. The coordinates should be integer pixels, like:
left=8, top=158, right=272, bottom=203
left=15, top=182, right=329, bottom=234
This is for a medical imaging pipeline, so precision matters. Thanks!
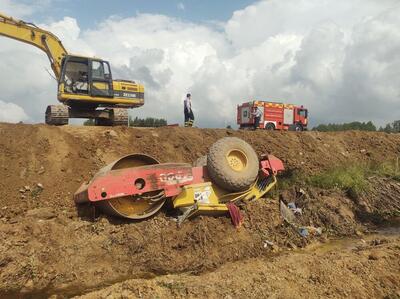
left=0, top=123, right=399, bottom=298
left=77, top=235, right=400, bottom=299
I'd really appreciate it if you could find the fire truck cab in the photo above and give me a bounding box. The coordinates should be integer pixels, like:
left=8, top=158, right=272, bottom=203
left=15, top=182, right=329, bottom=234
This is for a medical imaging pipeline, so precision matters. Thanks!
left=237, top=100, right=308, bottom=131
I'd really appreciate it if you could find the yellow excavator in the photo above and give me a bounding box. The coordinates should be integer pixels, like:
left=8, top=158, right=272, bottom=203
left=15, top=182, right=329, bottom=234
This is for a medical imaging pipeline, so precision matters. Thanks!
left=0, top=12, right=144, bottom=126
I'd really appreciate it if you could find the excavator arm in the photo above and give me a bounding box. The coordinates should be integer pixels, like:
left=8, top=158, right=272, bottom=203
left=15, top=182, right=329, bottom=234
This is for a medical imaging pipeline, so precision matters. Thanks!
left=0, top=12, right=67, bottom=79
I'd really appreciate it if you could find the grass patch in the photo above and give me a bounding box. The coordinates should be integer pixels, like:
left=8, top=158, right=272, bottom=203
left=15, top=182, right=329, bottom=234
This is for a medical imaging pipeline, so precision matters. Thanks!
left=308, top=165, right=369, bottom=199
left=277, top=158, right=400, bottom=198
left=370, top=159, right=400, bottom=181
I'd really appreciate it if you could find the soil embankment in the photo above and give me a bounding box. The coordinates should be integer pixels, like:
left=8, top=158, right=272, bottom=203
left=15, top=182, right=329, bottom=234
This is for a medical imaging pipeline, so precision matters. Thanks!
left=0, top=123, right=399, bottom=298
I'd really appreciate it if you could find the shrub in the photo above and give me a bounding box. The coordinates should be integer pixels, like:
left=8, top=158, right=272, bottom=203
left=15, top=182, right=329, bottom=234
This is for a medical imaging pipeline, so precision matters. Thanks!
left=307, top=166, right=369, bottom=198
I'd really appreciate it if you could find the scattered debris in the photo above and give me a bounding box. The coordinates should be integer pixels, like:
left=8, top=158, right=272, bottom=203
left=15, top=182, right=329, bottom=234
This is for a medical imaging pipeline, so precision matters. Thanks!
left=298, top=226, right=322, bottom=238
left=263, top=240, right=274, bottom=248
left=104, top=130, right=118, bottom=138
left=280, top=200, right=296, bottom=224
left=288, top=202, right=302, bottom=215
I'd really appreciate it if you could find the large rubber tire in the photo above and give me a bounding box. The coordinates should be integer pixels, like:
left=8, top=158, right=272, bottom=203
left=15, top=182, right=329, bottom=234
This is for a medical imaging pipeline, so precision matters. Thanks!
left=265, top=123, right=275, bottom=130
left=295, top=123, right=303, bottom=131
left=207, top=137, right=259, bottom=192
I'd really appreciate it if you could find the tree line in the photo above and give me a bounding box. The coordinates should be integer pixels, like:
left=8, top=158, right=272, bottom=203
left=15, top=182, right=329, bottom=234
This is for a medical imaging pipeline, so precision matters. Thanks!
left=313, top=120, right=400, bottom=133
left=128, top=116, right=167, bottom=127
left=83, top=117, right=167, bottom=127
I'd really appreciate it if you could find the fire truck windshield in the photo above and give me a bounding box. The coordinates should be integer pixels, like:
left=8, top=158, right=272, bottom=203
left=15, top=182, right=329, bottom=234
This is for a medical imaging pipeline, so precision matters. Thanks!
left=298, top=109, right=308, bottom=117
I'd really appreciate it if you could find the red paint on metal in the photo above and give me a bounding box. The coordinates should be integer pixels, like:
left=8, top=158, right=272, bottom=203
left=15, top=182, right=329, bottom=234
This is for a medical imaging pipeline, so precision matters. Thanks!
left=74, top=156, right=284, bottom=204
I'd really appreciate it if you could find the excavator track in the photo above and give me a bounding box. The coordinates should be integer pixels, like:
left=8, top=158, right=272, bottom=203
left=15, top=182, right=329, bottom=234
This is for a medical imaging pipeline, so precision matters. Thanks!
left=45, top=105, right=69, bottom=125
left=111, top=108, right=129, bottom=126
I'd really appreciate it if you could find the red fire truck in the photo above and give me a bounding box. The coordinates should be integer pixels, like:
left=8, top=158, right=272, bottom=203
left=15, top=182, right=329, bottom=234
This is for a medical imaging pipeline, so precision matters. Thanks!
left=237, top=100, right=308, bottom=131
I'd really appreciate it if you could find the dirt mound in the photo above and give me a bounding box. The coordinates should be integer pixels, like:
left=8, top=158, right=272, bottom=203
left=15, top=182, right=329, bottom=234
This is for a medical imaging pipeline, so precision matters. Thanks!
left=0, top=123, right=399, bottom=297
left=77, top=235, right=400, bottom=299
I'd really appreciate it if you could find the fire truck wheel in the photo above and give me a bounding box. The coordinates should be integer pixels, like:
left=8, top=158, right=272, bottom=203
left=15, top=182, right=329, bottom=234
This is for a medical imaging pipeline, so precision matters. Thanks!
left=265, top=123, right=275, bottom=130
left=207, top=137, right=259, bottom=192
left=295, top=124, right=303, bottom=131
left=194, top=155, right=207, bottom=167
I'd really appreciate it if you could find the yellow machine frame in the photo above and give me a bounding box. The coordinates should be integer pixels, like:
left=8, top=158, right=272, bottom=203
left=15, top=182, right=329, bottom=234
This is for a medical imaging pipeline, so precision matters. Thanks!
left=173, top=175, right=277, bottom=222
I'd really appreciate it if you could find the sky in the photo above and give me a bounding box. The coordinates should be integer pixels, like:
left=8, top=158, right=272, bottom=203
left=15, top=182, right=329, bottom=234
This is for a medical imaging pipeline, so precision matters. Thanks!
left=0, top=0, right=399, bottom=128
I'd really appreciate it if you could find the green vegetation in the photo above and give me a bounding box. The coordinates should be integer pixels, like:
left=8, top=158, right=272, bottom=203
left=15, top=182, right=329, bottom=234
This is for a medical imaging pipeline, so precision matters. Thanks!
left=313, top=121, right=376, bottom=132
left=370, top=159, right=400, bottom=181
left=313, top=120, right=400, bottom=133
left=308, top=165, right=369, bottom=199
left=129, top=116, right=167, bottom=127
left=278, top=159, right=400, bottom=198
left=379, top=120, right=400, bottom=133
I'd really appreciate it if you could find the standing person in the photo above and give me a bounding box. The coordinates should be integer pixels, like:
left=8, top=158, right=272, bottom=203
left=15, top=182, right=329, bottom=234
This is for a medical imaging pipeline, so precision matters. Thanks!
left=252, top=106, right=262, bottom=130
left=184, top=93, right=195, bottom=127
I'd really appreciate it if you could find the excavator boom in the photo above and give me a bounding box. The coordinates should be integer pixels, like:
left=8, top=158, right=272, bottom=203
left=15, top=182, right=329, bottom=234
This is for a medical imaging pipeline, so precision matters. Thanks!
left=0, top=13, right=67, bottom=79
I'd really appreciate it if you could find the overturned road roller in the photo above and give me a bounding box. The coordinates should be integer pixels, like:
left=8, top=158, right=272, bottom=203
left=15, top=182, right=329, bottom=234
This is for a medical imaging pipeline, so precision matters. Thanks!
left=74, top=137, right=284, bottom=223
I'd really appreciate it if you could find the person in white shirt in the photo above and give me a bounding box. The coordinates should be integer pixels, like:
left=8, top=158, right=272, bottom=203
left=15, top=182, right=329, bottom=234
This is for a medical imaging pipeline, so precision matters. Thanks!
left=252, top=106, right=262, bottom=130
left=184, top=93, right=194, bottom=127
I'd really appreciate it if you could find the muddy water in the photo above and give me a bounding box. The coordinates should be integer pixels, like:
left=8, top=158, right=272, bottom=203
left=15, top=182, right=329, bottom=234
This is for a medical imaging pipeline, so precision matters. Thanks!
left=305, top=226, right=400, bottom=255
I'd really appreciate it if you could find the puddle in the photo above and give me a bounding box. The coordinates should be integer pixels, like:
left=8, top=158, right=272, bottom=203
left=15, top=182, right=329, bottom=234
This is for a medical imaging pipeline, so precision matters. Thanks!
left=304, top=225, right=400, bottom=255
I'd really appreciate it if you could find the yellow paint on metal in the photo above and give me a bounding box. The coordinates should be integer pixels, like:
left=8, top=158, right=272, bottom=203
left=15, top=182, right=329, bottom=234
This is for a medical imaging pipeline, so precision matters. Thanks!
left=99, top=154, right=164, bottom=219
left=260, top=101, right=295, bottom=109
left=93, top=82, right=109, bottom=90
left=172, top=174, right=278, bottom=220
left=106, top=196, right=166, bottom=219
left=58, top=92, right=144, bottom=107
left=0, top=12, right=67, bottom=79
left=226, top=149, right=248, bottom=172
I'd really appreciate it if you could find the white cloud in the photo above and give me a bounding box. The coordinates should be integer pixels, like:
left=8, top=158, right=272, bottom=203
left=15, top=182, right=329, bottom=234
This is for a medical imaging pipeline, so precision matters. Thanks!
left=0, top=0, right=51, bottom=18
left=177, top=2, right=185, bottom=11
left=0, top=100, right=28, bottom=123
left=0, top=0, right=399, bottom=127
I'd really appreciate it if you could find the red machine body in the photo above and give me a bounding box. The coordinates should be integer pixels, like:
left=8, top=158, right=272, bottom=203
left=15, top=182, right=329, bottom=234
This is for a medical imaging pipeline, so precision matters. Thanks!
left=237, top=100, right=308, bottom=131
left=74, top=155, right=284, bottom=204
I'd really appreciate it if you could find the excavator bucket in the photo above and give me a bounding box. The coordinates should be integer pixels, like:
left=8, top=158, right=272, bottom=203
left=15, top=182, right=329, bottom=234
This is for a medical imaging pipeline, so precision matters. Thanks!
left=75, top=153, right=167, bottom=219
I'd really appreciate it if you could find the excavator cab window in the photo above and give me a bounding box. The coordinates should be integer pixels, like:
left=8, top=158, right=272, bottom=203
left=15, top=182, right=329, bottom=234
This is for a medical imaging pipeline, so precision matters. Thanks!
left=89, top=60, right=113, bottom=98
left=62, top=57, right=89, bottom=95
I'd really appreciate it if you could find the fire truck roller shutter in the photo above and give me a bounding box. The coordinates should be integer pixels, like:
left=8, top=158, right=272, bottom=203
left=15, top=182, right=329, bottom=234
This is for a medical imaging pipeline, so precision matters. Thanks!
left=283, top=108, right=294, bottom=125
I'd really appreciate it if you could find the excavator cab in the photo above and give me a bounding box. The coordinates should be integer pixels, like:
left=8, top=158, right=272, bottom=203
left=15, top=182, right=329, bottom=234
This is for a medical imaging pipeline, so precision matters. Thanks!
left=60, top=56, right=113, bottom=98
left=90, top=59, right=113, bottom=98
